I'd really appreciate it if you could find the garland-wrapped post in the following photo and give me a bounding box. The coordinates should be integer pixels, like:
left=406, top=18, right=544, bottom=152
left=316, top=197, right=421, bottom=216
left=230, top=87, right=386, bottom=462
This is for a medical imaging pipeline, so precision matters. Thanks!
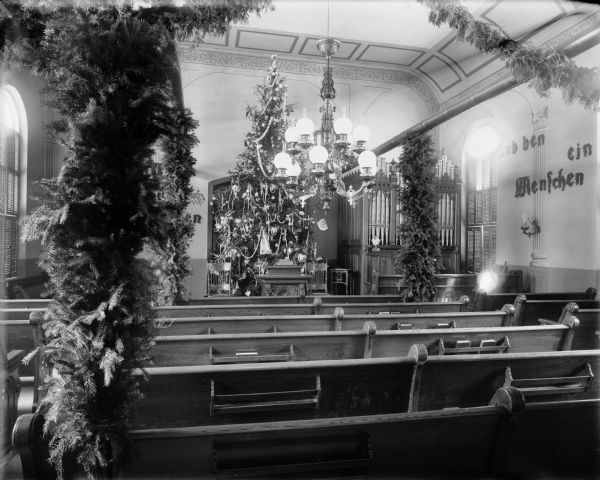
left=420, top=0, right=600, bottom=110
left=150, top=108, right=199, bottom=305
left=1, top=1, right=271, bottom=477
left=395, top=134, right=440, bottom=301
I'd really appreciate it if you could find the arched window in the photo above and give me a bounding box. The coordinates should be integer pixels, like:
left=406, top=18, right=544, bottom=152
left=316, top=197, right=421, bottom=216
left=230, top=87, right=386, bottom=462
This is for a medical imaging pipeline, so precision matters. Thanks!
left=464, top=124, right=501, bottom=273
left=0, top=86, right=25, bottom=279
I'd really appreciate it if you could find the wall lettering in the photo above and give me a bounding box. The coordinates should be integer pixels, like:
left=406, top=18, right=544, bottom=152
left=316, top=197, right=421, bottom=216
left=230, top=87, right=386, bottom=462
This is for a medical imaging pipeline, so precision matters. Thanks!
left=193, top=214, right=202, bottom=224
left=515, top=169, right=584, bottom=197
left=190, top=190, right=206, bottom=206
left=567, top=143, right=592, bottom=161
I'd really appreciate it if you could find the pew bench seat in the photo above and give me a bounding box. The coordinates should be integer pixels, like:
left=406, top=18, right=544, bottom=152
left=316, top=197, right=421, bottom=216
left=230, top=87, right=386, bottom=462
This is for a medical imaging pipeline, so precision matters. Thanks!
left=13, top=390, right=600, bottom=479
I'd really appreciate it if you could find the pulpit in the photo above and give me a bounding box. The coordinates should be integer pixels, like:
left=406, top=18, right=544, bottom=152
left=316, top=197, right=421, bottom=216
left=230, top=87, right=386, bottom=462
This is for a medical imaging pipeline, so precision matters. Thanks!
left=256, top=261, right=311, bottom=296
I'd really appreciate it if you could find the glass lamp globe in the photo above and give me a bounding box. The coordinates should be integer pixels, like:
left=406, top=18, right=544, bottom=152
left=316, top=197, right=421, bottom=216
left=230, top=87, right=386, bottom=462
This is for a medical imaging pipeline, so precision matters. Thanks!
left=357, top=150, right=377, bottom=169
left=273, top=151, right=293, bottom=172
left=353, top=125, right=371, bottom=142
left=287, top=161, right=302, bottom=177
left=333, top=116, right=353, bottom=135
left=308, top=145, right=328, bottom=164
left=284, top=126, right=300, bottom=143
left=296, top=117, right=315, bottom=136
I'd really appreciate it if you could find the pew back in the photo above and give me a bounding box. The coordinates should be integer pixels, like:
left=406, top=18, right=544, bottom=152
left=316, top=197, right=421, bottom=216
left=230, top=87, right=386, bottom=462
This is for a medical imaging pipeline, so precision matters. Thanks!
left=155, top=309, right=513, bottom=336
left=14, top=392, right=599, bottom=479
left=133, top=348, right=599, bottom=429
left=413, top=349, right=600, bottom=411
left=475, top=288, right=597, bottom=311
left=0, top=295, right=412, bottom=310
left=149, top=323, right=577, bottom=367
left=133, top=355, right=419, bottom=429
left=513, top=297, right=600, bottom=325
left=570, top=309, right=600, bottom=350
left=0, top=320, right=37, bottom=378
left=154, top=300, right=467, bottom=318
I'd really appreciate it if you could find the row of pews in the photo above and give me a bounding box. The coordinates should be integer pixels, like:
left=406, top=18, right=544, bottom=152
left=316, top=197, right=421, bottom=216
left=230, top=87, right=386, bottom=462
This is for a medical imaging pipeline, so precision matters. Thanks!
left=1, top=288, right=599, bottom=478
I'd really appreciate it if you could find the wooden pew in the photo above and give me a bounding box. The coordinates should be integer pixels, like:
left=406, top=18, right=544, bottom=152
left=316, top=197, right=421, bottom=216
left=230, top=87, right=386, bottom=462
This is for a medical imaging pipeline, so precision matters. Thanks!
left=474, top=287, right=597, bottom=311
left=0, top=297, right=469, bottom=321
left=133, top=354, right=420, bottom=429
left=14, top=389, right=600, bottom=479
left=153, top=298, right=469, bottom=318
left=512, top=295, right=600, bottom=326
left=411, top=348, right=600, bottom=412
left=132, top=347, right=599, bottom=430
left=571, top=309, right=600, bottom=350
left=0, top=295, right=411, bottom=310
left=0, top=299, right=49, bottom=310
left=155, top=305, right=515, bottom=336
left=0, top=319, right=38, bottom=379
left=149, top=320, right=579, bottom=367
left=537, top=305, right=600, bottom=351
left=0, top=308, right=45, bottom=321
left=1, top=345, right=26, bottom=455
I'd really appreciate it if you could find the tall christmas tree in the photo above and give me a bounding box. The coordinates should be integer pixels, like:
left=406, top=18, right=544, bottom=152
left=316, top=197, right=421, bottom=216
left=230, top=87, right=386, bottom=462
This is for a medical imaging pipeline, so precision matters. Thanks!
left=211, top=56, right=314, bottom=294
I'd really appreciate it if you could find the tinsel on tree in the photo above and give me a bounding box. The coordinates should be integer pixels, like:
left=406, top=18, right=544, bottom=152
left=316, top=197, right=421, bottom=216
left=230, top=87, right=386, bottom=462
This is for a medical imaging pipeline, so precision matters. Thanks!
left=1, top=1, right=270, bottom=477
left=395, top=134, right=440, bottom=301
left=420, top=0, right=600, bottom=111
left=211, top=56, right=313, bottom=294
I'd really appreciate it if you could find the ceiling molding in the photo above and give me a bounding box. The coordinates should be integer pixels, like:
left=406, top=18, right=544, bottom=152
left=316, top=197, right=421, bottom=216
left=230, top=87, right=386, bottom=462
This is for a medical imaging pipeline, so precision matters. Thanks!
left=177, top=45, right=441, bottom=113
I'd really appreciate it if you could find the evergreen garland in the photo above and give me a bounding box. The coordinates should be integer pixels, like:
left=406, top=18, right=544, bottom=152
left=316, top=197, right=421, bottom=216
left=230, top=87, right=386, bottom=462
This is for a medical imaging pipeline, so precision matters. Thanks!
left=420, top=0, right=600, bottom=110
left=395, top=134, right=439, bottom=301
left=150, top=108, right=199, bottom=305
left=2, top=1, right=271, bottom=477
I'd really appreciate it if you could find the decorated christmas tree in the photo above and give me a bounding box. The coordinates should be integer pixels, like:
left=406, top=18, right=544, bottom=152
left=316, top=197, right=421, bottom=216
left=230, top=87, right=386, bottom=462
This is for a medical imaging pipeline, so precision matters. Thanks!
left=211, top=56, right=314, bottom=294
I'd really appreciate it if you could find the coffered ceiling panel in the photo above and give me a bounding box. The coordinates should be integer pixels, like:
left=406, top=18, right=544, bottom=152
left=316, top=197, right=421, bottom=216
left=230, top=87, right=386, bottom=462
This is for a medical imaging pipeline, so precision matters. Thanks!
left=439, top=38, right=497, bottom=77
left=482, top=0, right=567, bottom=39
left=236, top=29, right=299, bottom=53
left=357, top=45, right=426, bottom=67
left=417, top=55, right=462, bottom=92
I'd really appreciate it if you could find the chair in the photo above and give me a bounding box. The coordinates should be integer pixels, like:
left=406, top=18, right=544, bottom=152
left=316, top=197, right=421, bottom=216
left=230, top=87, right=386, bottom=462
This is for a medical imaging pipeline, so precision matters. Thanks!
left=331, top=268, right=350, bottom=295
left=306, top=263, right=328, bottom=295
left=207, top=262, right=232, bottom=295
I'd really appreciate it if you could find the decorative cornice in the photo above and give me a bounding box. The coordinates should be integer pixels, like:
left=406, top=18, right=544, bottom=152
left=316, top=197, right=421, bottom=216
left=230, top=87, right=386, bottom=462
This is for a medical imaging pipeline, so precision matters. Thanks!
left=177, top=44, right=440, bottom=114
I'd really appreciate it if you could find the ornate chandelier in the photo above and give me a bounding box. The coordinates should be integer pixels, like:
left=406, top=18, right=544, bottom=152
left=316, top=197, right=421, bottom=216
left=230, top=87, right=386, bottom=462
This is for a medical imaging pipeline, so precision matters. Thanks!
left=272, top=38, right=378, bottom=210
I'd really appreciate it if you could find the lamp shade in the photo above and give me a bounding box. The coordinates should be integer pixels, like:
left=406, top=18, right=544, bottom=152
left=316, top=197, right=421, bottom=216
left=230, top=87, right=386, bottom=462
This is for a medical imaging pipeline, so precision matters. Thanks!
left=357, top=150, right=377, bottom=170
left=353, top=124, right=371, bottom=142
left=333, top=116, right=353, bottom=135
left=284, top=126, right=300, bottom=143
left=273, top=151, right=293, bottom=171
left=296, top=117, right=315, bottom=136
left=308, top=145, right=328, bottom=164
left=287, top=161, right=301, bottom=177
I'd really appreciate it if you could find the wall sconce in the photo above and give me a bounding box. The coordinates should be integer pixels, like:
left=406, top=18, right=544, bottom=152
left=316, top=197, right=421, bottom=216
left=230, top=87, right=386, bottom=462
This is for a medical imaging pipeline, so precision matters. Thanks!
left=521, top=215, right=540, bottom=237
left=371, top=236, right=381, bottom=252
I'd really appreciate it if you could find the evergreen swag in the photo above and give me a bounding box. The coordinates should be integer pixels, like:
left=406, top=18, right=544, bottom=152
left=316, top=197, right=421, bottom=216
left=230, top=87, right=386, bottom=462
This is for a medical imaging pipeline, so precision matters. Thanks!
left=211, top=56, right=313, bottom=293
left=395, top=134, right=439, bottom=302
left=420, top=0, right=600, bottom=111
left=1, top=1, right=270, bottom=478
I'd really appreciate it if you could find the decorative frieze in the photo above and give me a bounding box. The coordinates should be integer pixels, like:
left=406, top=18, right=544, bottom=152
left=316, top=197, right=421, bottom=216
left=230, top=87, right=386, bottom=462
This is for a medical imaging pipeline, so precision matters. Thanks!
left=177, top=45, right=440, bottom=113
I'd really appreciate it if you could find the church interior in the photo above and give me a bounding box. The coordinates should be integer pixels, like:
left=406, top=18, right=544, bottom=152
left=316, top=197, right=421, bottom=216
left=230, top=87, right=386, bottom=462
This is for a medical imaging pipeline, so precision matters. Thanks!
left=1, top=0, right=600, bottom=478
